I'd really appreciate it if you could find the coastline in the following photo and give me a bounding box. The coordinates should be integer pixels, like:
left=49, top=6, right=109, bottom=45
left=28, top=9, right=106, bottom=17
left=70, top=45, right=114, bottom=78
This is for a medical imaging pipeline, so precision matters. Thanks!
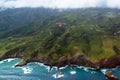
left=1, top=54, right=120, bottom=70
left=0, top=56, right=120, bottom=80
left=1, top=53, right=120, bottom=80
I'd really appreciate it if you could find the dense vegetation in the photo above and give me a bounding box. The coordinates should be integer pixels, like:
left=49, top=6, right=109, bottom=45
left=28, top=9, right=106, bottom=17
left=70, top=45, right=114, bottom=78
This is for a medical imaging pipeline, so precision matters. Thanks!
left=0, top=8, right=120, bottom=63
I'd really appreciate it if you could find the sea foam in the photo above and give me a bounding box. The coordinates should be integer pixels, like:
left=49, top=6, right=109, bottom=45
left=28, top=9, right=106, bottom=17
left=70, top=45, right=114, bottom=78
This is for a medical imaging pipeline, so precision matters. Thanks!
left=70, top=71, right=76, bottom=75
left=0, top=61, right=4, bottom=64
left=22, top=67, right=33, bottom=74
left=2, top=58, right=16, bottom=62
left=7, top=58, right=15, bottom=62
left=52, top=73, right=64, bottom=79
left=34, top=62, right=50, bottom=71
left=101, top=69, right=107, bottom=74
left=59, top=65, right=68, bottom=70
left=0, top=58, right=19, bottom=67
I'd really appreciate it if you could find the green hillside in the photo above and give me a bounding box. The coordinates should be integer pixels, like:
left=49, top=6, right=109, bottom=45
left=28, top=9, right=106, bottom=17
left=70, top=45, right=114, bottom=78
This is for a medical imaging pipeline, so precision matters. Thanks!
left=0, top=8, right=120, bottom=64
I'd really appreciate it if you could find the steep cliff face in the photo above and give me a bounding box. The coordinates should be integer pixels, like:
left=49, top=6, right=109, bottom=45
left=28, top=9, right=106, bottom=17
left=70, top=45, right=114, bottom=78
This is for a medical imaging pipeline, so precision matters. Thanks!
left=98, top=55, right=120, bottom=68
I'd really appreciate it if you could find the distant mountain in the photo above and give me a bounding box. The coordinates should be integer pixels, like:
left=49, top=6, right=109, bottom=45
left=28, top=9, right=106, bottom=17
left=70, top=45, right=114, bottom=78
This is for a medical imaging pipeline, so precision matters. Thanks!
left=0, top=7, right=6, bottom=11
left=0, top=8, right=120, bottom=68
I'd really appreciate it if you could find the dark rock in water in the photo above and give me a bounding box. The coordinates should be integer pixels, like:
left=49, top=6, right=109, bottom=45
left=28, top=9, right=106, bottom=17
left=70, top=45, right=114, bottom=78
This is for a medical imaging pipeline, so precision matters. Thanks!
left=105, top=71, right=119, bottom=80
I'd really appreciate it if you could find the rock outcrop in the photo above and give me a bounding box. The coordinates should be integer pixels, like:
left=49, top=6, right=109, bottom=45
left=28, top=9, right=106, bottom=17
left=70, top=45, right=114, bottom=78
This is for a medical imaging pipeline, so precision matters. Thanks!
left=105, top=71, right=119, bottom=80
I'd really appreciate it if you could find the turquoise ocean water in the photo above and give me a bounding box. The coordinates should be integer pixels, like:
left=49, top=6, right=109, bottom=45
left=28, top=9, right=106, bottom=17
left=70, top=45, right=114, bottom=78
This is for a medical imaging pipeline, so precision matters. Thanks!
left=0, top=58, right=120, bottom=80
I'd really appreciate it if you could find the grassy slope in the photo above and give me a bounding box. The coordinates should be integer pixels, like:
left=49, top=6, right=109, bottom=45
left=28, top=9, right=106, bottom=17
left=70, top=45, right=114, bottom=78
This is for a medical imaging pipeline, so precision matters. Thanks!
left=0, top=8, right=120, bottom=63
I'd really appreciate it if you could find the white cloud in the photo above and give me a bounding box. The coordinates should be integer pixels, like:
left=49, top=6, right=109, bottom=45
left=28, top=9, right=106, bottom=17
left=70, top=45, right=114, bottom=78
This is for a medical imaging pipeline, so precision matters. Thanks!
left=107, top=0, right=120, bottom=8
left=0, top=0, right=120, bottom=8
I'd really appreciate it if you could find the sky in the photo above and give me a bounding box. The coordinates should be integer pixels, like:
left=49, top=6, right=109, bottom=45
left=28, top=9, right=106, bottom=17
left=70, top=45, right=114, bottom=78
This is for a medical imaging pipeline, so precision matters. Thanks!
left=0, top=0, right=120, bottom=8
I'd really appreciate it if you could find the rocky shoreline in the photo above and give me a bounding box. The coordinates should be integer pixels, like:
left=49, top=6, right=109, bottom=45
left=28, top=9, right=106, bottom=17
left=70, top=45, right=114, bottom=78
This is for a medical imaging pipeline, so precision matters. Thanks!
left=1, top=54, right=120, bottom=69
left=1, top=54, right=120, bottom=80
left=13, top=54, right=120, bottom=70
left=14, top=54, right=97, bottom=69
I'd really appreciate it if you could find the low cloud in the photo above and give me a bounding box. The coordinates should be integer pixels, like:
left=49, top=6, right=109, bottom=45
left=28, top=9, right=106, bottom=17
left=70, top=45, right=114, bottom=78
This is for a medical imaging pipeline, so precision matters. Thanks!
left=0, top=0, right=120, bottom=8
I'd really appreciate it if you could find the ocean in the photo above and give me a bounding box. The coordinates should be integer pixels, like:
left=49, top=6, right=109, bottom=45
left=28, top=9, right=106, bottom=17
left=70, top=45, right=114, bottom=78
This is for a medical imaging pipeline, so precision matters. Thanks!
left=0, top=58, right=119, bottom=80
